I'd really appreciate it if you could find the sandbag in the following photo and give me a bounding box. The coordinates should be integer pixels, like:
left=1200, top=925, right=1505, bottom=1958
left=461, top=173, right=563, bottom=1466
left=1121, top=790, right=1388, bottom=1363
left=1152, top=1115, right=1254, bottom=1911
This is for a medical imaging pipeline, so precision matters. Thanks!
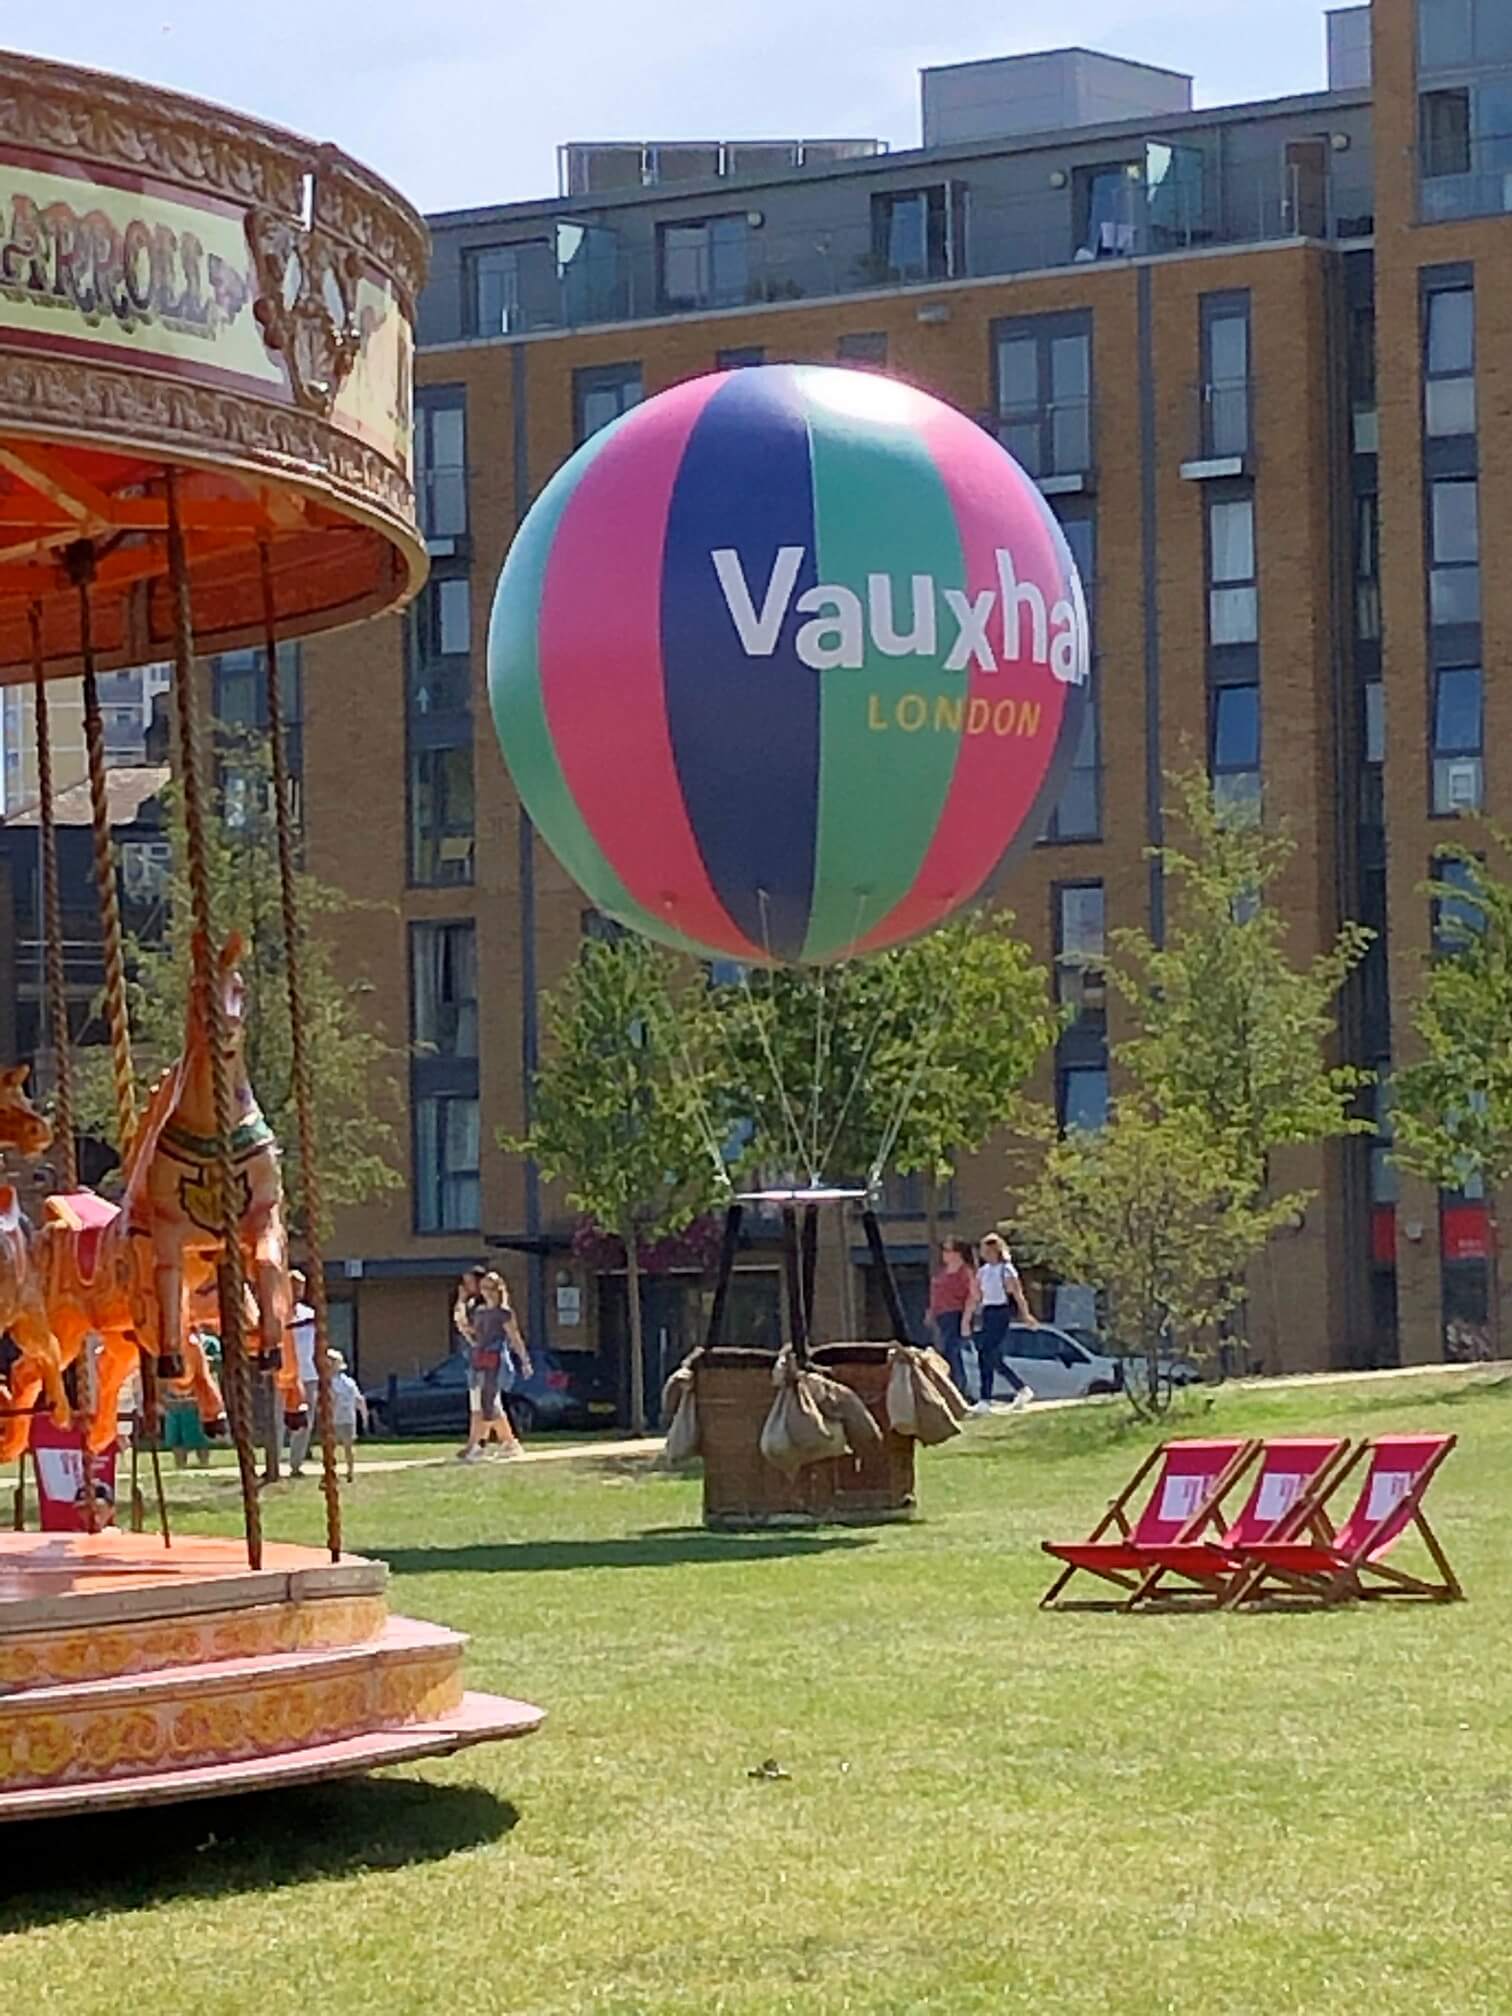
left=760, top=1348, right=847, bottom=1475
left=807, top=1370, right=885, bottom=1458
left=661, top=1387, right=700, bottom=1467
left=885, top=1345, right=965, bottom=1447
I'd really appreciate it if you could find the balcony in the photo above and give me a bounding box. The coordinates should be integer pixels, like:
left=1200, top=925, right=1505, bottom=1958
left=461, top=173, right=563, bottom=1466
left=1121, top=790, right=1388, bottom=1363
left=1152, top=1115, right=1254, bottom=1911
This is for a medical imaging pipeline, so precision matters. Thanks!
left=1420, top=129, right=1512, bottom=223
left=444, top=145, right=1376, bottom=345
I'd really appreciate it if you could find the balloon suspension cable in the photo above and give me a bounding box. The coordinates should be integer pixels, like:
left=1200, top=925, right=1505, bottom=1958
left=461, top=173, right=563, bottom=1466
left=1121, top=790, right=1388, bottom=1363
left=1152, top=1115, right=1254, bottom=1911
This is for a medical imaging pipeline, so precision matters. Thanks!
left=807, top=968, right=829, bottom=1185
left=818, top=970, right=901, bottom=1183
left=745, top=890, right=815, bottom=1186
left=662, top=991, right=734, bottom=1200
left=867, top=987, right=953, bottom=1198
left=261, top=543, right=342, bottom=1564
left=29, top=606, right=77, bottom=1192
left=166, top=469, right=263, bottom=1571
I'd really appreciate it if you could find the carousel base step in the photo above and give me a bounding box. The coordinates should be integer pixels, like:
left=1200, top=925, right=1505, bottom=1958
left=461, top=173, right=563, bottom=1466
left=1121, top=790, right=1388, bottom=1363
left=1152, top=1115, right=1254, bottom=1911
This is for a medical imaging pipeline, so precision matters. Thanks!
left=0, top=1615, right=471, bottom=1794
left=0, top=1691, right=545, bottom=1823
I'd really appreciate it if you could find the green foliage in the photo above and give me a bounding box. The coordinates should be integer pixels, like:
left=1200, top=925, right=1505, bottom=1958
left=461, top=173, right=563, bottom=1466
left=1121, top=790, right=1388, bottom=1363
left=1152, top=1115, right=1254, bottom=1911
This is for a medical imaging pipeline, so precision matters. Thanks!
left=1012, top=1097, right=1300, bottom=1414
left=506, top=934, right=728, bottom=1246
left=1111, top=770, right=1373, bottom=1183
left=74, top=738, right=402, bottom=1235
left=1392, top=833, right=1512, bottom=1198
left=718, top=911, right=1061, bottom=1191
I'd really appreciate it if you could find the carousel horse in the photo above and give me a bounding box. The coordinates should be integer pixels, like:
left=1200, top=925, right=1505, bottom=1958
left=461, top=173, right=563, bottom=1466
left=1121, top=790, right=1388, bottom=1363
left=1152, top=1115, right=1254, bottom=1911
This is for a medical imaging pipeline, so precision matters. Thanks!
left=33, top=933, right=301, bottom=1453
left=0, top=1067, right=70, bottom=1457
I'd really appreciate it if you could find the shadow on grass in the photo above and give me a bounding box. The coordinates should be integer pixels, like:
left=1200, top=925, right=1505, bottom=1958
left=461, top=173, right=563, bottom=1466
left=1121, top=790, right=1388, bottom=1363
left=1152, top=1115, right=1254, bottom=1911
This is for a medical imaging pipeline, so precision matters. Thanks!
left=377, top=1529, right=875, bottom=1577
left=0, top=1776, right=517, bottom=1932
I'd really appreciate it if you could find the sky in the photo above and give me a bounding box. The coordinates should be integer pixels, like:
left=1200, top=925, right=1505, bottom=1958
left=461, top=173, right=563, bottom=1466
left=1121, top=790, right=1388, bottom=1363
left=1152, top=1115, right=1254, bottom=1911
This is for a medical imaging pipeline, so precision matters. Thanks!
left=20, top=1, right=1340, bottom=215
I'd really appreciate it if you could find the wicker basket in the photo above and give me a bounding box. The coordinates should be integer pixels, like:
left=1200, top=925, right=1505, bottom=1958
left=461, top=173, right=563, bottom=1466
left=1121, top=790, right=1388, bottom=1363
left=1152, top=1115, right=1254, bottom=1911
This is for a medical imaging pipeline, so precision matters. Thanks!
left=694, top=1344, right=917, bottom=1531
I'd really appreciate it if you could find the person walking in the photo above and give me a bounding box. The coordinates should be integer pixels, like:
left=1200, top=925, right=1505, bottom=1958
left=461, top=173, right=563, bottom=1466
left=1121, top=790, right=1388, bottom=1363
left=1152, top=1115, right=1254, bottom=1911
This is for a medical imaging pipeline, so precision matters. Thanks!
left=284, top=1271, right=320, bottom=1476
left=967, top=1232, right=1036, bottom=1415
left=459, top=1271, right=532, bottom=1463
left=926, top=1238, right=974, bottom=1397
left=453, top=1267, right=484, bottom=1356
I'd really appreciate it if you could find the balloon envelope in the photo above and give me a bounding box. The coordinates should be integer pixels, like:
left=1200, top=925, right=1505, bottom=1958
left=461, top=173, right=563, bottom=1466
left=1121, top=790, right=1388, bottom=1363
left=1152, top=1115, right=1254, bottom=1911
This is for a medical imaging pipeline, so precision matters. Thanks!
left=488, top=364, right=1088, bottom=965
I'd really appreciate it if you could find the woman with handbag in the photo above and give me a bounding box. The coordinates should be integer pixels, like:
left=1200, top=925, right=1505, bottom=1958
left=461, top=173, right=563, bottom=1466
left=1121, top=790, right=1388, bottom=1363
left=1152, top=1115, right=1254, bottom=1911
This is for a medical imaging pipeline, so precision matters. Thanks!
left=459, top=1271, right=533, bottom=1462
left=965, top=1233, right=1036, bottom=1415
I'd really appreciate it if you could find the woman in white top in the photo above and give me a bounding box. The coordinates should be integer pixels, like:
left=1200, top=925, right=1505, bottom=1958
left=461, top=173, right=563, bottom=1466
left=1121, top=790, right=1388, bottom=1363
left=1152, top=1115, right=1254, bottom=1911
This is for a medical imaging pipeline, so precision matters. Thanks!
left=965, top=1232, right=1036, bottom=1412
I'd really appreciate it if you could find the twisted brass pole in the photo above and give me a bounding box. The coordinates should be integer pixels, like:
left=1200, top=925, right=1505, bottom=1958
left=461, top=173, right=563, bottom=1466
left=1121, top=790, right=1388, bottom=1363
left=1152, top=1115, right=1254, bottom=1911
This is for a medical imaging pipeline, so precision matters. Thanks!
left=165, top=471, right=262, bottom=1569
left=28, top=605, right=77, bottom=1193
left=260, top=543, right=342, bottom=1562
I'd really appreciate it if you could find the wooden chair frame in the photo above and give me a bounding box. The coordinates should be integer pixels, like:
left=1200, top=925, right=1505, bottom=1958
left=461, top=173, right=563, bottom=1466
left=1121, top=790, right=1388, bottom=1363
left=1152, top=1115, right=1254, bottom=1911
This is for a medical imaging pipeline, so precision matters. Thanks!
left=1039, top=1439, right=1258, bottom=1611
left=1126, top=1438, right=1356, bottom=1613
left=1233, top=1435, right=1463, bottom=1608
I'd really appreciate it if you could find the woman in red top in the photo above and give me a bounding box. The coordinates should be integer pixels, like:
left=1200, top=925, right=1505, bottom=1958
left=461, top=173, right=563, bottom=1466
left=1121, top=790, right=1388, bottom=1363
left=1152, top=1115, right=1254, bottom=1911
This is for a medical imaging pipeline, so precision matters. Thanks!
left=926, top=1238, right=974, bottom=1396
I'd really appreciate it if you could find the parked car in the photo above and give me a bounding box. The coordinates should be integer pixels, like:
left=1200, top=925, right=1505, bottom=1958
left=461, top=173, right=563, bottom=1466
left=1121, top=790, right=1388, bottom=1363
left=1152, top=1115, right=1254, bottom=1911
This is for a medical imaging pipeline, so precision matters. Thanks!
left=967, top=1324, right=1124, bottom=1402
left=1064, top=1327, right=1202, bottom=1391
left=365, top=1348, right=611, bottom=1437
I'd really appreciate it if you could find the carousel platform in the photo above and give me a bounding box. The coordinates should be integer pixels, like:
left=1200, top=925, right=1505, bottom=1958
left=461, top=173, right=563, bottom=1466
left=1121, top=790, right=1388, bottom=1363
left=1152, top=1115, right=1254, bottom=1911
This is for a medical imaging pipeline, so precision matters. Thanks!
left=0, top=1532, right=543, bottom=1822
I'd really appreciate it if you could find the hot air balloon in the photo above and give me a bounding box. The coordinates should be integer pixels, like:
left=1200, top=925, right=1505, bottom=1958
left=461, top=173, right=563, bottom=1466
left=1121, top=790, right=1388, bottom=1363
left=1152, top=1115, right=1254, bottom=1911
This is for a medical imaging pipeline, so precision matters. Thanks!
left=488, top=364, right=1088, bottom=966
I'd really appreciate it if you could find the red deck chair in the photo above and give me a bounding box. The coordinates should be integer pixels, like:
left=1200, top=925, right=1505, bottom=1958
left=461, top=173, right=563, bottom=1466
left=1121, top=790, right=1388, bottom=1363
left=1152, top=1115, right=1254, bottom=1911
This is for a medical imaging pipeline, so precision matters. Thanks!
left=1040, top=1438, right=1256, bottom=1610
left=1234, top=1432, right=1463, bottom=1606
left=1125, top=1437, right=1352, bottom=1611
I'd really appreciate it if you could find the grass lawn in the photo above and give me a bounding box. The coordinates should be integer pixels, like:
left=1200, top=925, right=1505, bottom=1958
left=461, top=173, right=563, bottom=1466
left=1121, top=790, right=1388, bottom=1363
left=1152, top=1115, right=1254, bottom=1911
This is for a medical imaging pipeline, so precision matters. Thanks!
left=3, top=1370, right=1510, bottom=2014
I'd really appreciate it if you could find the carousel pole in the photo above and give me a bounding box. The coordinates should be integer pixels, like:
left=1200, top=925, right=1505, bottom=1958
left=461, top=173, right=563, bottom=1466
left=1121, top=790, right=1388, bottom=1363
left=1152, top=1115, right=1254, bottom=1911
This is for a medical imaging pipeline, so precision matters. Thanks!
left=259, top=543, right=342, bottom=1563
left=28, top=604, right=78, bottom=1192
left=164, top=471, right=263, bottom=1570
left=70, top=555, right=172, bottom=1544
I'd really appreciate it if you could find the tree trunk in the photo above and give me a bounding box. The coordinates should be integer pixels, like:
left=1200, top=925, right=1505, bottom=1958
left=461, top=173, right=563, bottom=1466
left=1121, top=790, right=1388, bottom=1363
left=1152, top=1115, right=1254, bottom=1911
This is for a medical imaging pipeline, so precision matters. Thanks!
left=924, top=1172, right=940, bottom=1269
left=625, top=1229, right=648, bottom=1436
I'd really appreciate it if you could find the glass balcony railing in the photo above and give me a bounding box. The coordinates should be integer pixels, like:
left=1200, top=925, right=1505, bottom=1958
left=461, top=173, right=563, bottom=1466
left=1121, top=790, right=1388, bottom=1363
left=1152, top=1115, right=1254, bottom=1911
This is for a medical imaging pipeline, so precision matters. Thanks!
left=449, top=159, right=1376, bottom=343
left=1421, top=132, right=1512, bottom=222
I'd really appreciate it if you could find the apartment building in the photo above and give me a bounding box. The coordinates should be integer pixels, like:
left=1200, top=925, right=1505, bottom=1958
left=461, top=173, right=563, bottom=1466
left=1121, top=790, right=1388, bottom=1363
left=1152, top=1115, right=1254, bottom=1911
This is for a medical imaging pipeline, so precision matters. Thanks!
left=240, top=0, right=1511, bottom=1398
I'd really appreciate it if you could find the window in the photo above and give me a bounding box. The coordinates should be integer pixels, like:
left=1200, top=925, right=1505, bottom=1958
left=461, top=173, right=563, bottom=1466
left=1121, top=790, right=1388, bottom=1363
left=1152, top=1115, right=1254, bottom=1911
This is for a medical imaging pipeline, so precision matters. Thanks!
left=411, top=923, right=478, bottom=1061
left=716, top=346, right=764, bottom=369
left=1421, top=89, right=1472, bottom=180
left=1055, top=883, right=1105, bottom=1014
left=409, top=575, right=472, bottom=716
left=1355, top=494, right=1381, bottom=645
left=1202, top=296, right=1251, bottom=458
left=1364, top=680, right=1386, bottom=765
left=414, top=1093, right=480, bottom=1233
left=1210, top=683, right=1261, bottom=812
left=409, top=743, right=475, bottom=885
left=1076, top=163, right=1138, bottom=257
left=574, top=363, right=642, bottom=444
left=1059, top=1063, right=1109, bottom=1134
left=1370, top=1078, right=1399, bottom=1205
left=1432, top=853, right=1485, bottom=956
left=465, top=243, right=557, bottom=336
left=212, top=645, right=301, bottom=733
left=1424, top=282, right=1476, bottom=438
left=1045, top=512, right=1099, bottom=840
left=871, top=186, right=958, bottom=282
left=993, top=315, right=1092, bottom=481
left=659, top=216, right=749, bottom=311
left=1432, top=665, right=1483, bottom=813
left=415, top=390, right=467, bottom=545
left=1429, top=477, right=1480, bottom=626
left=1420, top=0, right=1512, bottom=70
left=837, top=331, right=888, bottom=367
left=1208, top=496, right=1258, bottom=645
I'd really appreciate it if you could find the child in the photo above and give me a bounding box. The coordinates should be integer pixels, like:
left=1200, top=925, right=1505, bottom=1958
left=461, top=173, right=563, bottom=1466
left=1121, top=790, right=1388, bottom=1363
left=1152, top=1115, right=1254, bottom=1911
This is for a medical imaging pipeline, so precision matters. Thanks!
left=326, top=1350, right=369, bottom=1483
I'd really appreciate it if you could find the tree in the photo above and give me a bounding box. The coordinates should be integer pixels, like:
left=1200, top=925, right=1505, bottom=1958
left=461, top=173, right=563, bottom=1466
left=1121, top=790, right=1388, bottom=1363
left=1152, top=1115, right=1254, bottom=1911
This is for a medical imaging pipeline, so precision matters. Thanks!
left=508, top=935, right=729, bottom=1433
left=1391, top=836, right=1512, bottom=1358
left=1011, top=1098, right=1300, bottom=1417
left=1106, top=770, right=1372, bottom=1367
left=74, top=738, right=403, bottom=1238
left=1111, top=771, right=1372, bottom=1183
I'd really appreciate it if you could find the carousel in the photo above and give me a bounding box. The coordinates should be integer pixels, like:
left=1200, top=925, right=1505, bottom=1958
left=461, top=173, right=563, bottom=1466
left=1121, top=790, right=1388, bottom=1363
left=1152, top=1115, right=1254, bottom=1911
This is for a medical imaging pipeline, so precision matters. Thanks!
left=0, top=48, right=541, bottom=1822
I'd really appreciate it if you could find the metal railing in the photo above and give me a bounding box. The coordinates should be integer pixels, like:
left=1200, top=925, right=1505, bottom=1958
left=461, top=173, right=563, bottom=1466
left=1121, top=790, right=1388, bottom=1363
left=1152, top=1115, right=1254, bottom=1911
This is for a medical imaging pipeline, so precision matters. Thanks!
left=1420, top=133, right=1512, bottom=224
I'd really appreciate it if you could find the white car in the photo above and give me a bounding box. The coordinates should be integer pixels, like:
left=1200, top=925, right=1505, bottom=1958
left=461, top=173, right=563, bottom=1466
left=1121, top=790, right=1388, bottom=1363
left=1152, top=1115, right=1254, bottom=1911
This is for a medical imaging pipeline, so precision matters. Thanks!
left=967, top=1324, right=1124, bottom=1402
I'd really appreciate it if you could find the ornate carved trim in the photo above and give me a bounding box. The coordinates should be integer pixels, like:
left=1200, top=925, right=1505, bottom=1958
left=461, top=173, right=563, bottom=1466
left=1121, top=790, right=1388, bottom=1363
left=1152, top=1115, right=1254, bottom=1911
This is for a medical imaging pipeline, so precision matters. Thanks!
left=0, top=50, right=428, bottom=308
left=0, top=352, right=415, bottom=533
